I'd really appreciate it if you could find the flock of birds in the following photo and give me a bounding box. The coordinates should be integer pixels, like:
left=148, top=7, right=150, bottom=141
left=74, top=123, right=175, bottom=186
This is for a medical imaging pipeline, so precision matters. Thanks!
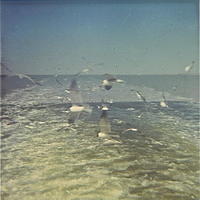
left=53, top=60, right=195, bottom=140
left=1, top=60, right=195, bottom=142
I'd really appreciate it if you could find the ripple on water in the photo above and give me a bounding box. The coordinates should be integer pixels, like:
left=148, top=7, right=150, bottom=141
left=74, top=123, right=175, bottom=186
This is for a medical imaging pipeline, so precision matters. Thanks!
left=1, top=89, right=199, bottom=200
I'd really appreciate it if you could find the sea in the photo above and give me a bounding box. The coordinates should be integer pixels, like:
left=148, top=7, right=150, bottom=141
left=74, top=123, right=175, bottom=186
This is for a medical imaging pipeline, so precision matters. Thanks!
left=1, top=74, right=199, bottom=200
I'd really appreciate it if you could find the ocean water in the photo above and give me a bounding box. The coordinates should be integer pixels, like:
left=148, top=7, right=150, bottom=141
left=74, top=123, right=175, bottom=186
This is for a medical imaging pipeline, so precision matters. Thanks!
left=1, top=75, right=199, bottom=200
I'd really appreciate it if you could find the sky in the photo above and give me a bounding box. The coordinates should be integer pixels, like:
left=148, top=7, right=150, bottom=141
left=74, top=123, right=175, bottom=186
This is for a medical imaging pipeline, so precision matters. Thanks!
left=1, top=0, right=199, bottom=75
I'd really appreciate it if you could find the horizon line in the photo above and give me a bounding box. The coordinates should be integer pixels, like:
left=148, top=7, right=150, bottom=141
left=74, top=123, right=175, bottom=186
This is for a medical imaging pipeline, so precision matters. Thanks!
left=26, top=73, right=199, bottom=76
left=1, top=73, right=199, bottom=76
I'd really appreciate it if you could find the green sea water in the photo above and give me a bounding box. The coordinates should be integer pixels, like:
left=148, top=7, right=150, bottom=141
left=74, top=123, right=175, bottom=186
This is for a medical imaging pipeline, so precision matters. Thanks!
left=1, top=78, right=199, bottom=199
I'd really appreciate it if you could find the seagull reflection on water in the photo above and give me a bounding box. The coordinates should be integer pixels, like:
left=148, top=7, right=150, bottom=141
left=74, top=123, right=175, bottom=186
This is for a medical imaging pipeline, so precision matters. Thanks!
left=67, top=77, right=92, bottom=123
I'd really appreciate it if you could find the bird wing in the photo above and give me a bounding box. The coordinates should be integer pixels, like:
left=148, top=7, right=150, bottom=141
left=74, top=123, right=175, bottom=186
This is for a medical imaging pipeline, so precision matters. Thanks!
left=185, top=65, right=192, bottom=72
left=74, top=68, right=91, bottom=77
left=16, top=73, right=35, bottom=83
left=103, top=73, right=117, bottom=81
left=136, top=91, right=146, bottom=102
left=16, top=73, right=42, bottom=86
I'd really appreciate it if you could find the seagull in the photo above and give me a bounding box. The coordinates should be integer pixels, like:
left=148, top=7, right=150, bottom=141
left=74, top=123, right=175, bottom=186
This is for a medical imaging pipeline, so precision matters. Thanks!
left=80, top=56, right=104, bottom=67
left=103, top=138, right=121, bottom=144
left=69, top=105, right=92, bottom=113
left=184, top=61, right=195, bottom=73
left=55, top=67, right=91, bottom=87
left=1, top=62, right=43, bottom=86
left=101, top=74, right=124, bottom=90
left=122, top=128, right=138, bottom=133
left=160, top=92, right=168, bottom=108
left=14, top=73, right=42, bottom=86
left=74, top=68, right=92, bottom=77
left=131, top=89, right=146, bottom=103
left=137, top=113, right=143, bottom=118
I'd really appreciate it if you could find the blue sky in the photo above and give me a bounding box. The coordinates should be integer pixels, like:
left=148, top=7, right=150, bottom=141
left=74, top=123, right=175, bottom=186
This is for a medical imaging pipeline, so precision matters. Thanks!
left=1, top=0, right=199, bottom=75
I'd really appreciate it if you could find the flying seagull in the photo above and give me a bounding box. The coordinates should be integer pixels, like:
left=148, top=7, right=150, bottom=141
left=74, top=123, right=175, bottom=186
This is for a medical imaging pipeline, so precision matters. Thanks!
left=131, top=89, right=146, bottom=103
left=122, top=128, right=138, bottom=134
left=12, top=73, right=42, bottom=86
left=74, top=67, right=92, bottom=77
left=185, top=61, right=195, bottom=73
left=1, top=62, right=43, bottom=86
left=54, top=67, right=91, bottom=87
left=101, top=74, right=124, bottom=90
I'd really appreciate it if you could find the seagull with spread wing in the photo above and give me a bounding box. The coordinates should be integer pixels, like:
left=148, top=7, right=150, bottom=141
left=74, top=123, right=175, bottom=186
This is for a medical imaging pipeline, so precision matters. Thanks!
left=101, top=74, right=124, bottom=90
left=14, top=73, right=42, bottom=86
left=130, top=89, right=147, bottom=103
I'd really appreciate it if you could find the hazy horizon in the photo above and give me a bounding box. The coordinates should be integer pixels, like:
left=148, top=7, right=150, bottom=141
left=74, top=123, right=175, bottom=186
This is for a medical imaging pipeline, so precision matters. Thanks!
left=27, top=73, right=200, bottom=76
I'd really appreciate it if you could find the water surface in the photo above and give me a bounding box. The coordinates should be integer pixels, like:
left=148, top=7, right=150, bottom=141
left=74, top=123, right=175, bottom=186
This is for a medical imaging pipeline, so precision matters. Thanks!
left=1, top=75, right=199, bottom=200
